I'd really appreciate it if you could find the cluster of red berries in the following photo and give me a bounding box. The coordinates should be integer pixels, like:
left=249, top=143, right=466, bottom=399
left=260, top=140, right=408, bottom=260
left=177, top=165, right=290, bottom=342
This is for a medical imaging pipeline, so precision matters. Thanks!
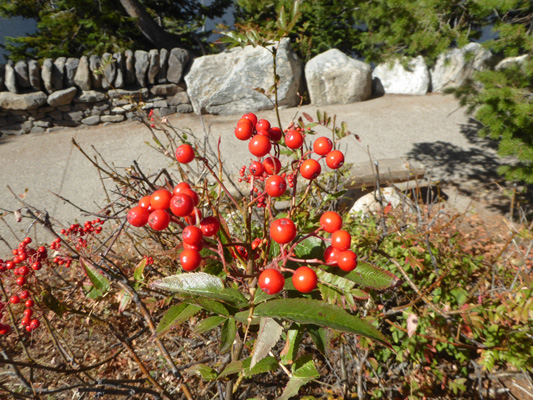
left=257, top=210, right=357, bottom=296
left=60, top=219, right=104, bottom=251
left=127, top=183, right=222, bottom=272
left=0, top=237, right=44, bottom=335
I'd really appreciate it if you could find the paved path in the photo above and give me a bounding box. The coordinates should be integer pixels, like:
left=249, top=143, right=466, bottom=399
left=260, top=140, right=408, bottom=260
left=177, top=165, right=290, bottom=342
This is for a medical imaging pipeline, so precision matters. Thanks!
left=0, top=94, right=504, bottom=247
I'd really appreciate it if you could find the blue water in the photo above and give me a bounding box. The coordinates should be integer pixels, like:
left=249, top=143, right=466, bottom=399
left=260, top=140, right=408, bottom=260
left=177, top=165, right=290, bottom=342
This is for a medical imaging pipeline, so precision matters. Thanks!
left=0, top=16, right=38, bottom=62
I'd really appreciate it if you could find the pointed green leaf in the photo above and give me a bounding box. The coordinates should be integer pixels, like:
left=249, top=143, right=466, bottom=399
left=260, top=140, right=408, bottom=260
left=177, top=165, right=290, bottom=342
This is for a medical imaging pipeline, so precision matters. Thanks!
left=243, top=356, right=279, bottom=377
left=156, top=304, right=201, bottom=335
left=280, top=326, right=304, bottom=365
left=185, top=364, right=218, bottom=381
left=293, top=236, right=326, bottom=259
left=307, top=325, right=329, bottom=356
left=118, top=289, right=132, bottom=313
left=220, top=317, right=236, bottom=353
left=251, top=318, right=283, bottom=368
left=133, top=258, right=147, bottom=282
left=194, top=316, right=227, bottom=335
left=41, top=290, right=67, bottom=318
left=277, top=356, right=319, bottom=400
left=191, top=297, right=229, bottom=316
left=151, top=273, right=248, bottom=307
left=81, top=258, right=110, bottom=297
left=218, top=360, right=244, bottom=379
left=254, top=299, right=390, bottom=347
left=234, top=310, right=261, bottom=325
left=341, top=263, right=401, bottom=290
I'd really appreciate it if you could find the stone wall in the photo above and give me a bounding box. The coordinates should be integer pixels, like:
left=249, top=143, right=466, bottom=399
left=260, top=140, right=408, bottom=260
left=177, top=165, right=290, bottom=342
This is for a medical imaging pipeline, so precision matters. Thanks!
left=0, top=48, right=193, bottom=135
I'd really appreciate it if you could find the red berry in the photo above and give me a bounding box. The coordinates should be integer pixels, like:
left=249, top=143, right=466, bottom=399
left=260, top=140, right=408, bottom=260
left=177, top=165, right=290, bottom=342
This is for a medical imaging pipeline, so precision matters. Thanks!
left=10, top=296, right=20, bottom=304
left=138, top=195, right=152, bottom=209
left=299, top=159, right=322, bottom=180
left=29, top=319, right=40, bottom=330
left=20, top=316, right=31, bottom=326
left=183, top=242, right=203, bottom=252
left=173, top=182, right=191, bottom=195
left=256, top=119, right=271, bottom=132
left=270, top=218, right=297, bottom=244
left=242, top=112, right=258, bottom=126
left=331, top=230, right=351, bottom=251
left=32, top=262, right=41, bottom=271
left=180, top=188, right=200, bottom=207
left=269, top=127, right=282, bottom=142
left=324, top=245, right=340, bottom=266
left=148, top=210, right=170, bottom=231
left=180, top=249, right=202, bottom=271
left=249, top=161, right=265, bottom=177
left=258, top=269, right=285, bottom=295
left=320, top=211, right=343, bottom=233
left=265, top=175, right=287, bottom=197
left=285, top=130, right=304, bottom=149
left=235, top=119, right=254, bottom=140
left=292, top=266, right=318, bottom=293
left=182, top=225, right=203, bottom=246
left=326, top=150, right=344, bottom=169
left=337, top=250, right=358, bottom=272
left=16, top=276, right=26, bottom=286
left=20, top=290, right=29, bottom=300
left=263, top=157, right=281, bottom=175
left=170, top=193, right=194, bottom=217
left=313, top=137, right=333, bottom=156
left=25, top=299, right=34, bottom=308
left=127, top=206, right=150, bottom=227
left=23, top=309, right=33, bottom=317
left=175, top=144, right=195, bottom=164
left=256, top=128, right=270, bottom=138
left=248, top=135, right=271, bottom=157
left=200, top=216, right=220, bottom=237
left=151, top=189, right=173, bottom=210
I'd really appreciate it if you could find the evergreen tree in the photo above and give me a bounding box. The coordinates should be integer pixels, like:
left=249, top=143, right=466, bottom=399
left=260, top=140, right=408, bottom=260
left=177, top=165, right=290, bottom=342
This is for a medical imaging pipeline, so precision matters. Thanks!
left=0, top=0, right=232, bottom=60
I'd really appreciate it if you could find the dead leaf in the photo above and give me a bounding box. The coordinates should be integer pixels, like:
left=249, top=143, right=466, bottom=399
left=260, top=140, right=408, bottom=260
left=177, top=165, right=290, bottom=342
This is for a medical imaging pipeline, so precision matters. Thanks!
left=407, top=313, right=419, bottom=338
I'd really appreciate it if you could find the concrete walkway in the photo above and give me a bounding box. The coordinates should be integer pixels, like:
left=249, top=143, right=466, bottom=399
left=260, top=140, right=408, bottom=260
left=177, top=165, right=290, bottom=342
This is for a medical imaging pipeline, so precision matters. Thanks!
left=0, top=94, right=505, bottom=247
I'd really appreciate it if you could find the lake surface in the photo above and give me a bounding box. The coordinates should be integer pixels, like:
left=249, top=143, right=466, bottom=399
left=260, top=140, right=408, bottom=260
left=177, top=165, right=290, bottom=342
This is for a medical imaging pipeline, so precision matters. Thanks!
left=0, top=16, right=37, bottom=62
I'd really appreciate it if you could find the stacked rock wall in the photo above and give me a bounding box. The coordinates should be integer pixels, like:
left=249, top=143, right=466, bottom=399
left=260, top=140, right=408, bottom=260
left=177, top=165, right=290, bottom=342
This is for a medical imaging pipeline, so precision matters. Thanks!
left=0, top=48, right=193, bottom=135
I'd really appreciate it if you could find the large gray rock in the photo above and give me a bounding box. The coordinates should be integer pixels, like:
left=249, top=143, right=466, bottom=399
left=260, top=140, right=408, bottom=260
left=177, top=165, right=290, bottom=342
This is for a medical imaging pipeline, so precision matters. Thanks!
left=305, top=49, right=371, bottom=105
left=47, top=86, right=78, bottom=107
left=42, top=59, right=54, bottom=93
left=134, top=50, right=149, bottom=87
left=148, top=49, right=160, bottom=85
left=64, top=58, right=79, bottom=87
left=495, top=54, right=530, bottom=70
left=52, top=57, right=66, bottom=90
left=89, top=55, right=102, bottom=89
left=185, top=39, right=304, bottom=114
left=0, top=91, right=47, bottom=110
left=5, top=61, right=18, bottom=93
left=0, top=64, right=5, bottom=91
left=125, top=50, right=136, bottom=85
left=167, top=48, right=190, bottom=84
left=158, top=48, right=169, bottom=84
left=14, top=60, right=31, bottom=88
left=373, top=56, right=430, bottom=95
left=102, top=53, right=116, bottom=89
left=430, top=43, right=493, bottom=92
left=75, top=90, right=107, bottom=103
left=28, top=60, right=41, bottom=90
left=74, top=56, right=91, bottom=90
left=113, top=52, right=125, bottom=88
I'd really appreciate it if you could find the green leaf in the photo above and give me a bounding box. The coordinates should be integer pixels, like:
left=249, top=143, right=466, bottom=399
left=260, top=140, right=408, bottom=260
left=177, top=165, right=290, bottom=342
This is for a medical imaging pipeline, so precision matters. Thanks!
left=293, top=236, right=326, bottom=260
left=254, top=299, right=391, bottom=347
left=251, top=318, right=283, bottom=368
left=280, top=325, right=304, bottom=365
left=243, top=356, right=279, bottom=377
left=277, top=356, right=319, bottom=400
left=194, top=316, right=227, bottom=335
left=80, top=258, right=110, bottom=297
left=151, top=273, right=249, bottom=307
left=220, top=317, right=236, bottom=353
left=133, top=258, right=147, bottom=282
left=234, top=310, right=261, bottom=325
left=190, top=297, right=229, bottom=316
left=218, top=360, right=243, bottom=379
left=118, top=289, right=132, bottom=313
left=338, top=263, right=401, bottom=290
left=185, top=364, right=218, bottom=381
left=156, top=304, right=201, bottom=335
left=40, top=290, right=67, bottom=318
left=307, top=325, right=329, bottom=356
